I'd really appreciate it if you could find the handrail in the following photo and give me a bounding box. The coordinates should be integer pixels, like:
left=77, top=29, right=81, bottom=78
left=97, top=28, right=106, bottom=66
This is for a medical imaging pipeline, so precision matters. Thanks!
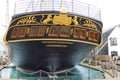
left=95, top=40, right=108, bottom=55
left=14, top=0, right=101, bottom=21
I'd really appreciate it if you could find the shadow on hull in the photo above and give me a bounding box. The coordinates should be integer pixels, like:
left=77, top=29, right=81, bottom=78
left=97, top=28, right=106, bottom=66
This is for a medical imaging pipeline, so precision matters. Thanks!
left=8, top=41, right=95, bottom=72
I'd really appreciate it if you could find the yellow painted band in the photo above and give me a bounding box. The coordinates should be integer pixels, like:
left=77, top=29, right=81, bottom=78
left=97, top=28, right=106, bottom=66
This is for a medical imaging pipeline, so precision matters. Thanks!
left=5, top=38, right=102, bottom=46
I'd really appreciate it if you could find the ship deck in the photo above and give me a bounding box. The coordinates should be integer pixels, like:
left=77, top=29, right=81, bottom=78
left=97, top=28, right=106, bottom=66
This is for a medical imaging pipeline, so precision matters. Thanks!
left=14, top=0, right=101, bottom=21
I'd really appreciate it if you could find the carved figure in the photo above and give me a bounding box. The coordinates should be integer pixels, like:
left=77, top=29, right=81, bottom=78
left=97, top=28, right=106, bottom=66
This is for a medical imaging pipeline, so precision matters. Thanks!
left=72, top=16, right=78, bottom=25
left=43, top=14, right=53, bottom=24
left=83, top=19, right=97, bottom=30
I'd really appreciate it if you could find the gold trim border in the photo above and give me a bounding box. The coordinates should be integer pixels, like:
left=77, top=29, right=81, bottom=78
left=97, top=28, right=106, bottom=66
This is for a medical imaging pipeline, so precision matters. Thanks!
left=9, top=13, right=102, bottom=29
left=5, top=38, right=102, bottom=46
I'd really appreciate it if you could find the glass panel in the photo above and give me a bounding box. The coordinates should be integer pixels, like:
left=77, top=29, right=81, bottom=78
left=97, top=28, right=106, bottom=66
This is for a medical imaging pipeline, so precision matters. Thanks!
left=89, top=31, right=93, bottom=40
left=29, top=26, right=38, bottom=37
left=37, top=26, right=46, bottom=36
left=60, top=27, right=70, bottom=37
left=94, top=32, right=98, bottom=41
left=18, top=27, right=27, bottom=38
left=73, top=28, right=79, bottom=38
left=89, top=31, right=98, bottom=41
left=50, top=27, right=59, bottom=34
left=80, top=29, right=87, bottom=39
left=48, top=26, right=60, bottom=36
left=10, top=27, right=19, bottom=38
left=110, top=38, right=117, bottom=46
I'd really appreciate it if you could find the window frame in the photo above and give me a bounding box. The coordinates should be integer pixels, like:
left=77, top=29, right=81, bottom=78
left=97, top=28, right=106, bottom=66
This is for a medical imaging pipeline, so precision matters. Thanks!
left=37, top=26, right=46, bottom=36
left=80, top=28, right=87, bottom=39
left=110, top=37, right=117, bottom=46
left=29, top=26, right=39, bottom=37
left=48, top=26, right=60, bottom=37
left=73, top=28, right=80, bottom=38
left=60, top=26, right=70, bottom=38
left=10, top=27, right=19, bottom=38
left=17, top=27, right=27, bottom=38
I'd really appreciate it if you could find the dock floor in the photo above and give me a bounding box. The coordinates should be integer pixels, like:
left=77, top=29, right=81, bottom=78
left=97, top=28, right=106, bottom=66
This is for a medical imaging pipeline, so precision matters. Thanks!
left=80, top=62, right=120, bottom=80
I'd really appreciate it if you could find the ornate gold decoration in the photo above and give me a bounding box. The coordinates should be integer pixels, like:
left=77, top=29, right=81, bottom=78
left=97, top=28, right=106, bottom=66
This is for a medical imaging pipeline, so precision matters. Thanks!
left=46, top=27, right=50, bottom=34
left=53, top=14, right=72, bottom=26
left=71, top=28, right=73, bottom=35
left=60, top=8, right=68, bottom=13
left=46, top=44, right=67, bottom=47
left=27, top=28, right=30, bottom=35
left=72, top=16, right=78, bottom=25
left=83, top=19, right=97, bottom=30
left=42, top=14, right=53, bottom=24
left=40, top=15, right=45, bottom=23
left=17, top=16, right=37, bottom=25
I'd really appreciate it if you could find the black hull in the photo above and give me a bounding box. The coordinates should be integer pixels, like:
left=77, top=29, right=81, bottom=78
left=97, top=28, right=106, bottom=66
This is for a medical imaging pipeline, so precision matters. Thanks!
left=4, top=8, right=102, bottom=73
left=8, top=41, right=95, bottom=72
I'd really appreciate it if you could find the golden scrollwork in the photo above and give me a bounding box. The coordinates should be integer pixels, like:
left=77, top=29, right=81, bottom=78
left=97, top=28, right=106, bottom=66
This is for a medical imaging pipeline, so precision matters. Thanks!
left=26, top=28, right=30, bottom=35
left=71, top=28, right=74, bottom=35
left=72, top=16, right=78, bottom=25
left=83, top=19, right=97, bottom=30
left=46, top=27, right=50, bottom=34
left=53, top=14, right=72, bottom=26
left=17, top=16, right=38, bottom=25
left=42, top=14, right=53, bottom=24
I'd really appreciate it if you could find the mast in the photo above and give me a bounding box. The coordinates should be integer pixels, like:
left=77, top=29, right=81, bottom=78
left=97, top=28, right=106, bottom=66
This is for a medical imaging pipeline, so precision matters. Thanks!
left=6, top=0, right=9, bottom=27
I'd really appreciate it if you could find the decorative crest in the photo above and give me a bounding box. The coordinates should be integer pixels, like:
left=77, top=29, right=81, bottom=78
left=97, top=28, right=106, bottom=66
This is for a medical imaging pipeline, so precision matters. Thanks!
left=53, top=14, right=72, bottom=26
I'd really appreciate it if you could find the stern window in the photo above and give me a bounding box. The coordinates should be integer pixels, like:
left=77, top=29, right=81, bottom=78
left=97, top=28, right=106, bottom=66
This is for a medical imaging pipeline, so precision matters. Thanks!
left=29, top=26, right=38, bottom=37
left=88, top=30, right=98, bottom=41
left=48, top=26, right=60, bottom=36
left=11, top=27, right=19, bottom=38
left=60, top=27, right=70, bottom=37
left=73, top=28, right=80, bottom=38
left=37, top=26, right=46, bottom=36
left=18, top=27, right=27, bottom=38
left=80, top=29, right=87, bottom=39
